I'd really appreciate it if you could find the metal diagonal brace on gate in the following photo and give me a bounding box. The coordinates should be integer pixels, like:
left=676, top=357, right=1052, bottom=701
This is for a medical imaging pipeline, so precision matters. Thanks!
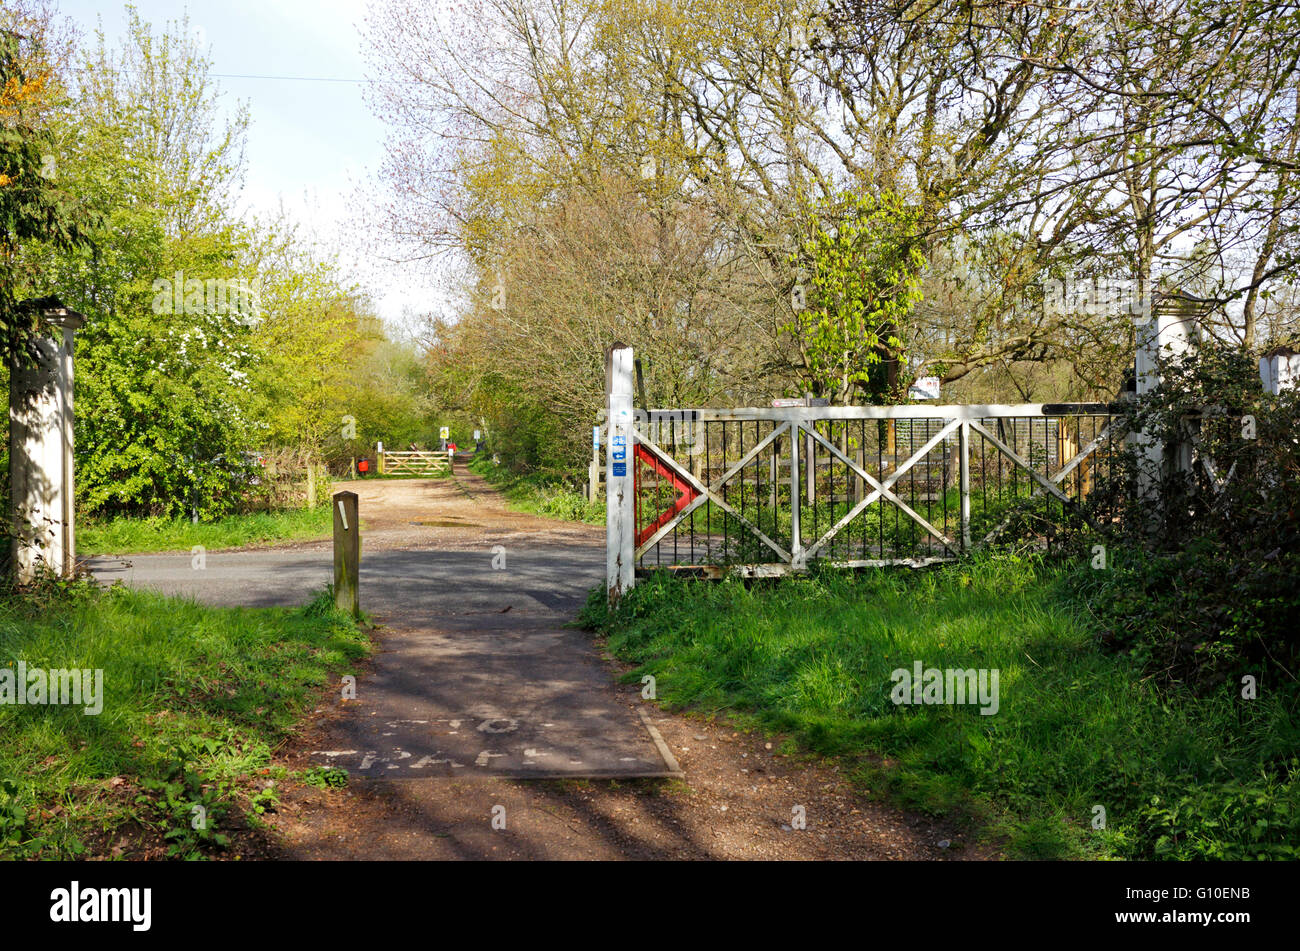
left=800, top=419, right=962, bottom=561
left=1183, top=421, right=1237, bottom=494
left=632, top=428, right=793, bottom=563
left=973, top=420, right=1109, bottom=546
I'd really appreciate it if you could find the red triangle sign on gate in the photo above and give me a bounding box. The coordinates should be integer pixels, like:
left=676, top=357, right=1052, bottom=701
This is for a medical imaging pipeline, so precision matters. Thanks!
left=634, top=443, right=701, bottom=547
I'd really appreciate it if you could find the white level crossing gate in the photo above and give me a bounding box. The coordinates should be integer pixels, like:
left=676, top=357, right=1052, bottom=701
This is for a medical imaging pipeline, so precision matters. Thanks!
left=604, top=345, right=1117, bottom=601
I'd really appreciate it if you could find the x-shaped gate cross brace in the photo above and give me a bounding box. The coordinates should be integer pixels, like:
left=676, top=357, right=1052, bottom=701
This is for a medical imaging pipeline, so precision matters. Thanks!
left=633, top=444, right=700, bottom=546
left=633, top=424, right=793, bottom=563
left=973, top=420, right=1110, bottom=546
left=800, top=420, right=962, bottom=562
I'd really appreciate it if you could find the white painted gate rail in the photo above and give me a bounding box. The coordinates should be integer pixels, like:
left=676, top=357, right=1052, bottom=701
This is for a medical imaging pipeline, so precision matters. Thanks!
left=605, top=344, right=1117, bottom=602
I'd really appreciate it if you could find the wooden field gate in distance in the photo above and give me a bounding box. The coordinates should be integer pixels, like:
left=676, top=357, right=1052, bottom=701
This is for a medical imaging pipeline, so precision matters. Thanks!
left=605, top=344, right=1118, bottom=601
left=378, top=450, right=450, bottom=477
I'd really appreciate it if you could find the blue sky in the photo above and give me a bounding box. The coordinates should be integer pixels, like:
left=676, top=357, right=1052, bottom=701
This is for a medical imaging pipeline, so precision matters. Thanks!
left=55, top=0, right=438, bottom=328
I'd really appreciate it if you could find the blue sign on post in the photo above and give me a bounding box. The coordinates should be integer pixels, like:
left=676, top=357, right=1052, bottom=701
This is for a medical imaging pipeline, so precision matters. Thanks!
left=611, top=433, right=628, bottom=478
left=593, top=425, right=600, bottom=450
left=610, top=430, right=628, bottom=479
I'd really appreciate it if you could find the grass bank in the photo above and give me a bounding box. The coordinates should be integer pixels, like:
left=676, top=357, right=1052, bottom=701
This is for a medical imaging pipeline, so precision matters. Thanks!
left=0, top=580, right=369, bottom=858
left=468, top=454, right=603, bottom=524
left=78, top=506, right=334, bottom=555
left=581, top=553, right=1299, bottom=860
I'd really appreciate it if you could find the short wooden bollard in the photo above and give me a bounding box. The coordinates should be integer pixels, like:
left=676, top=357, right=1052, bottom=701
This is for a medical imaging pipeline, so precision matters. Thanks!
left=333, top=490, right=360, bottom=619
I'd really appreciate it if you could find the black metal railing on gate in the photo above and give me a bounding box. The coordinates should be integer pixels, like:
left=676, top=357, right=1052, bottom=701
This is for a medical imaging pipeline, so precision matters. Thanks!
left=628, top=404, right=1118, bottom=574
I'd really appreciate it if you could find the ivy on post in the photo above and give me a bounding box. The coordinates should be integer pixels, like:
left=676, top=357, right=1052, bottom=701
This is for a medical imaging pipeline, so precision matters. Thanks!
left=333, top=490, right=360, bottom=619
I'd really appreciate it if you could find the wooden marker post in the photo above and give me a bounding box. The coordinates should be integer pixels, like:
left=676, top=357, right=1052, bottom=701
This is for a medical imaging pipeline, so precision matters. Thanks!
left=333, top=490, right=360, bottom=619
left=806, top=429, right=815, bottom=505
left=1056, top=419, right=1078, bottom=498
left=589, top=425, right=601, bottom=500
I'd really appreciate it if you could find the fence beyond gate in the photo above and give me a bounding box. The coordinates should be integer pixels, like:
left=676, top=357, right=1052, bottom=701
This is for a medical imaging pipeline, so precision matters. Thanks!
left=603, top=346, right=1117, bottom=596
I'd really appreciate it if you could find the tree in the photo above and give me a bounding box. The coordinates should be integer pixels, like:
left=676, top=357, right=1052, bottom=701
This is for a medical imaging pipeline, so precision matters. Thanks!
left=365, top=0, right=1300, bottom=486
left=0, top=20, right=88, bottom=370
left=41, top=9, right=260, bottom=517
left=788, top=189, right=925, bottom=402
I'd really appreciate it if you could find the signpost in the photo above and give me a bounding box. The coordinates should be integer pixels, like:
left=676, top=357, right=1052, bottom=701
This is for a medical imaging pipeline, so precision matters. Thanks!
left=606, top=344, right=635, bottom=604
left=772, top=396, right=830, bottom=408
left=611, top=433, right=627, bottom=477
left=333, top=490, right=360, bottom=619
left=587, top=425, right=602, bottom=500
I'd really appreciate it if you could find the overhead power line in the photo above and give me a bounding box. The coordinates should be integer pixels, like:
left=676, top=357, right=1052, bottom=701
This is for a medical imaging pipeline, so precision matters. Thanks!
left=211, top=73, right=371, bottom=83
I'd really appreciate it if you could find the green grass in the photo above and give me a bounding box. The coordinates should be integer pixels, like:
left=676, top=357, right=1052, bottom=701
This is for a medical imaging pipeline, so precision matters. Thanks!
left=0, top=580, right=370, bottom=858
left=581, top=553, right=1300, bottom=860
left=469, top=454, right=604, bottom=524
left=78, top=506, right=335, bottom=555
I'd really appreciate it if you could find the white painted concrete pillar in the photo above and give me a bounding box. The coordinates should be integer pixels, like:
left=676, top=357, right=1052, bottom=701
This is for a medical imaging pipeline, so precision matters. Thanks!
left=606, top=343, right=636, bottom=605
left=1134, top=307, right=1199, bottom=395
left=1132, top=296, right=1200, bottom=505
left=1259, top=348, right=1300, bottom=395
left=9, top=302, right=85, bottom=582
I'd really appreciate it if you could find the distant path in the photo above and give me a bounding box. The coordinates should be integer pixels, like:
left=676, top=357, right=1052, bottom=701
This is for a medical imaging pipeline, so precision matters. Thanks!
left=88, top=469, right=989, bottom=860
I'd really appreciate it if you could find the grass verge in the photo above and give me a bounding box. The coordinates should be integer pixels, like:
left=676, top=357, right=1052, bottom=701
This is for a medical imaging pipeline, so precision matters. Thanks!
left=78, top=506, right=334, bottom=555
left=0, top=578, right=370, bottom=858
left=468, top=454, right=603, bottom=524
left=580, top=552, right=1299, bottom=860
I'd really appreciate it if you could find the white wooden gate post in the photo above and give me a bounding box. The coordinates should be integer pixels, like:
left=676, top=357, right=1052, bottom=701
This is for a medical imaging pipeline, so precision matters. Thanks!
left=606, top=343, right=636, bottom=605
left=790, top=425, right=803, bottom=568
left=9, top=300, right=85, bottom=582
left=959, top=420, right=971, bottom=552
